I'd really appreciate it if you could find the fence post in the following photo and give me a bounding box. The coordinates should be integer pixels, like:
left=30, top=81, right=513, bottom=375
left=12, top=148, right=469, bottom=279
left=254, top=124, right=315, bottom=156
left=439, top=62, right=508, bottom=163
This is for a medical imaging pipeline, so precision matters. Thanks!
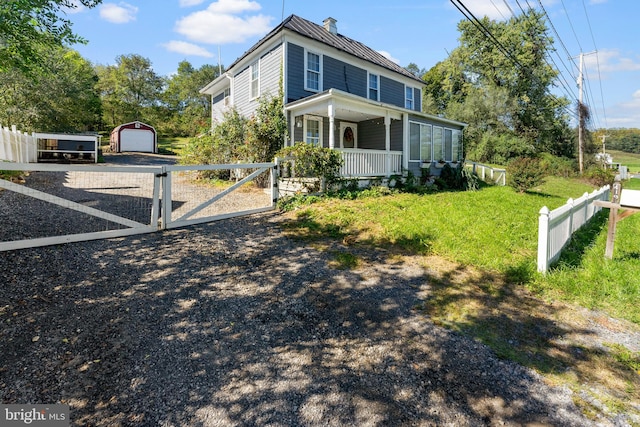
left=537, top=206, right=550, bottom=273
left=566, top=198, right=574, bottom=234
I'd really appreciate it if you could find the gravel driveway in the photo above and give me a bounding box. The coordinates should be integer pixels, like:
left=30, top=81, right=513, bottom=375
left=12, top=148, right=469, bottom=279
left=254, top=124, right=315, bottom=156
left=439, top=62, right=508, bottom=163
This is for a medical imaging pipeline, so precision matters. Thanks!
left=1, top=154, right=595, bottom=425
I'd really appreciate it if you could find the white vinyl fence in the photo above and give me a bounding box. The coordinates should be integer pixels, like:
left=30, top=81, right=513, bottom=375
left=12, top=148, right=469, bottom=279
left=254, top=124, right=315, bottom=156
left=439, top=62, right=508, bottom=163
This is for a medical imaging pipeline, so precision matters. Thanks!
left=0, top=125, right=37, bottom=163
left=465, top=161, right=506, bottom=186
left=537, top=185, right=610, bottom=273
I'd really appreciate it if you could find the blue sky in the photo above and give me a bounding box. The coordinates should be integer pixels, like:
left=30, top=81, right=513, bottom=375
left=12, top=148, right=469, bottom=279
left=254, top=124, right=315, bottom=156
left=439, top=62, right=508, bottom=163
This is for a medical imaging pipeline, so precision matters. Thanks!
left=64, top=0, right=640, bottom=129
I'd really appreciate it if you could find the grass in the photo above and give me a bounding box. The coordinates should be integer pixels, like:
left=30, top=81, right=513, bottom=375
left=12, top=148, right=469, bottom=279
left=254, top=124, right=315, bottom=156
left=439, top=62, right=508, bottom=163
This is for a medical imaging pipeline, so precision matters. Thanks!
left=280, top=175, right=640, bottom=421
left=158, top=136, right=190, bottom=156
left=608, top=149, right=640, bottom=172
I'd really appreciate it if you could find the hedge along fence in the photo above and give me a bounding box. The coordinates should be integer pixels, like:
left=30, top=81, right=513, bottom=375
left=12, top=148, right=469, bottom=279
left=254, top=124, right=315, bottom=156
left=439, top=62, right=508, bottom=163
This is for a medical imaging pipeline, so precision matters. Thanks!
left=0, top=125, right=37, bottom=163
left=537, top=185, right=610, bottom=273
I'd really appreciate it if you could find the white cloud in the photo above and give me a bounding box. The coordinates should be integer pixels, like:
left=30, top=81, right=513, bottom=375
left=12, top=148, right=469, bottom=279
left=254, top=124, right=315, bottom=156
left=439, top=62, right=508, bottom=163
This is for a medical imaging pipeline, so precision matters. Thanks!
left=206, top=0, right=262, bottom=14
left=163, top=40, right=214, bottom=57
left=175, top=0, right=272, bottom=44
left=585, top=49, right=640, bottom=74
left=179, top=0, right=205, bottom=6
left=378, top=50, right=400, bottom=64
left=100, top=2, right=138, bottom=24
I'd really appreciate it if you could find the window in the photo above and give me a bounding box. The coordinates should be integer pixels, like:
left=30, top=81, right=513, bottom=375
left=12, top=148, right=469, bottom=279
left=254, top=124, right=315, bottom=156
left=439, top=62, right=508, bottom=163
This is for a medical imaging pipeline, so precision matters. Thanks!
left=368, top=73, right=379, bottom=101
left=444, top=129, right=453, bottom=161
left=304, top=116, right=322, bottom=146
left=433, top=126, right=443, bottom=161
left=250, top=61, right=259, bottom=99
left=409, top=122, right=432, bottom=162
left=405, top=86, right=414, bottom=110
left=452, top=129, right=462, bottom=161
left=223, top=88, right=230, bottom=106
left=305, top=51, right=321, bottom=92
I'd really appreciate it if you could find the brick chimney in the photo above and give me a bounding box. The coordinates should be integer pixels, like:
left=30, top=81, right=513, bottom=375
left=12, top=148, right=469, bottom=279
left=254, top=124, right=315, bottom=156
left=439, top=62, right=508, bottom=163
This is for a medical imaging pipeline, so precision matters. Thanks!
left=323, top=17, right=337, bottom=35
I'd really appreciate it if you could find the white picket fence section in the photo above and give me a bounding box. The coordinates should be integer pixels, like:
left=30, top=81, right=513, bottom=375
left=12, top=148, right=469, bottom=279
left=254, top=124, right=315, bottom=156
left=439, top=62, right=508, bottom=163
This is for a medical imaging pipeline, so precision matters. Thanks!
left=0, top=125, right=37, bottom=163
left=337, top=149, right=403, bottom=177
left=465, top=161, right=506, bottom=186
left=537, top=185, right=610, bottom=273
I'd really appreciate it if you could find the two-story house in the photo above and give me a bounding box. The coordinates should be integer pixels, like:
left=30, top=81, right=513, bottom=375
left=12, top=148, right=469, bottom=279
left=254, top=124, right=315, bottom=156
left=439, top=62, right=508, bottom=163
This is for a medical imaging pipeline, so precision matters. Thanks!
left=200, top=14, right=466, bottom=178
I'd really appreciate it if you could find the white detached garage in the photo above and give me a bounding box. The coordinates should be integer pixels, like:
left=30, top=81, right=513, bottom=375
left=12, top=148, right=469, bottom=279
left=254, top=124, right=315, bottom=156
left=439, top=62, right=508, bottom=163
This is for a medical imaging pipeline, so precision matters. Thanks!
left=110, top=121, right=157, bottom=153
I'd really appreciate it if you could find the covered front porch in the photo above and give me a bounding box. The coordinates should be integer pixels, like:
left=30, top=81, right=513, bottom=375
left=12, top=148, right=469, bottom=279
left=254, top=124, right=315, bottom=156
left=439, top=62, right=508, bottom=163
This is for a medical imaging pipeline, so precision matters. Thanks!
left=285, top=88, right=408, bottom=177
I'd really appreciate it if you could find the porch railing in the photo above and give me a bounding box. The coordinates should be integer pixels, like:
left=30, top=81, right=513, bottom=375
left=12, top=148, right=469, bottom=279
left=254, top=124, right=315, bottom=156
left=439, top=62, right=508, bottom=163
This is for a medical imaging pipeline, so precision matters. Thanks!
left=337, top=149, right=402, bottom=177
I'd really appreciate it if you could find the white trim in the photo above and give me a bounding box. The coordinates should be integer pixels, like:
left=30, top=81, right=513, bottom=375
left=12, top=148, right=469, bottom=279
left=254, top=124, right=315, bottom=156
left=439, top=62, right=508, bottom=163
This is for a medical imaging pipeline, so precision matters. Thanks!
left=304, top=48, right=323, bottom=93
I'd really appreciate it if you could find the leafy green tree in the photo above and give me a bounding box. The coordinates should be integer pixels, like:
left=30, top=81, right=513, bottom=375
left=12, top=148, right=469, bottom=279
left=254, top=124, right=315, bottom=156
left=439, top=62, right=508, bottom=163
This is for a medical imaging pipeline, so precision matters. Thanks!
left=424, top=10, right=573, bottom=163
left=0, top=0, right=102, bottom=75
left=162, top=61, right=219, bottom=136
left=95, top=54, right=163, bottom=128
left=0, top=46, right=101, bottom=132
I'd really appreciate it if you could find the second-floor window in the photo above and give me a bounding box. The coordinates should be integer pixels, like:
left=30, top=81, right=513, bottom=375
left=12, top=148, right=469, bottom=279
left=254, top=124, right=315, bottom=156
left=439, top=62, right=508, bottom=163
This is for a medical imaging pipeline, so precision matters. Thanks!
left=251, top=61, right=259, bottom=99
left=306, top=51, right=321, bottom=92
left=368, top=73, right=379, bottom=101
left=405, top=86, right=414, bottom=110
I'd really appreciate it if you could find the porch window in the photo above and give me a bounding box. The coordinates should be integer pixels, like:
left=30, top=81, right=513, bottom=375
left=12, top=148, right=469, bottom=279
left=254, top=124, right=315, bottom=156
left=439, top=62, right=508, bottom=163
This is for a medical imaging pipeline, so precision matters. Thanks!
left=433, top=126, right=443, bottom=161
left=304, top=116, right=322, bottom=146
left=405, top=86, right=414, bottom=110
left=444, top=129, right=453, bottom=161
left=250, top=61, right=259, bottom=99
left=368, top=73, right=379, bottom=101
left=409, top=122, right=432, bottom=162
left=305, top=51, right=321, bottom=92
left=452, top=129, right=462, bottom=161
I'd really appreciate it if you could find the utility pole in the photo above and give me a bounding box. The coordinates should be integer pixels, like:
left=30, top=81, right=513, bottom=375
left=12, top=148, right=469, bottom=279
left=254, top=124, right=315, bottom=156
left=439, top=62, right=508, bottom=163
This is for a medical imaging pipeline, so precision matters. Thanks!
left=578, top=53, right=584, bottom=174
left=574, top=51, right=598, bottom=174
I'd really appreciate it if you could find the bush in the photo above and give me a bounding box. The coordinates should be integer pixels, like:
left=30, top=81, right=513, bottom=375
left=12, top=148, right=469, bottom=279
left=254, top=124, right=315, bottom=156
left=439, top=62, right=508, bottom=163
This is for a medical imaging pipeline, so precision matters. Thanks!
left=583, top=165, right=616, bottom=187
left=539, top=153, right=576, bottom=178
left=506, top=157, right=545, bottom=193
left=277, top=142, right=343, bottom=192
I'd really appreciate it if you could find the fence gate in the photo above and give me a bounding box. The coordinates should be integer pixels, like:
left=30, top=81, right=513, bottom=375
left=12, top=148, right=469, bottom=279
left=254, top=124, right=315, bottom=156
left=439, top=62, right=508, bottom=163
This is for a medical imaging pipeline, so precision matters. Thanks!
left=0, top=163, right=162, bottom=252
left=0, top=161, right=278, bottom=251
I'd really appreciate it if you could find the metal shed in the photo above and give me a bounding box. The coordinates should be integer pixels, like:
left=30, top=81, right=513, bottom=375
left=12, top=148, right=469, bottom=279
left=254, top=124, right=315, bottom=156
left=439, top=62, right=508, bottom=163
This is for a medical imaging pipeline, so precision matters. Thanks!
left=34, top=132, right=100, bottom=163
left=110, top=121, right=157, bottom=153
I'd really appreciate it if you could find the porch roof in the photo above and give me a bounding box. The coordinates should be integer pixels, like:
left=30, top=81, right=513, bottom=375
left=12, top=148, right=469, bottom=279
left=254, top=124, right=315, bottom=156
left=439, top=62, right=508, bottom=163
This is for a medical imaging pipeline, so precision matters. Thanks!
left=285, top=88, right=467, bottom=128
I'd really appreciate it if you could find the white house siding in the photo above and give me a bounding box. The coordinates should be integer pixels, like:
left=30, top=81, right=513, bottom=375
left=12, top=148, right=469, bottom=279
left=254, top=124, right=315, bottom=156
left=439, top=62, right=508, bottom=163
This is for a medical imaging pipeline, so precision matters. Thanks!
left=259, top=44, right=283, bottom=100
left=233, top=44, right=283, bottom=119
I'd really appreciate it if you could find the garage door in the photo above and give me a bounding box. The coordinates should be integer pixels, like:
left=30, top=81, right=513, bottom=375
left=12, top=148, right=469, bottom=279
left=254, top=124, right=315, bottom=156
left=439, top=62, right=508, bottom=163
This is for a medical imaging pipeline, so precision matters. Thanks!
left=120, top=129, right=154, bottom=152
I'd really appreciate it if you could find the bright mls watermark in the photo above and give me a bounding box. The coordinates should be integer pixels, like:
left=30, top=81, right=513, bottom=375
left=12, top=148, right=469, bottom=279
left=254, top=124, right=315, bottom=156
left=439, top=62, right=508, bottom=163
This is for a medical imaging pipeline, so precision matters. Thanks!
left=1, top=405, right=69, bottom=426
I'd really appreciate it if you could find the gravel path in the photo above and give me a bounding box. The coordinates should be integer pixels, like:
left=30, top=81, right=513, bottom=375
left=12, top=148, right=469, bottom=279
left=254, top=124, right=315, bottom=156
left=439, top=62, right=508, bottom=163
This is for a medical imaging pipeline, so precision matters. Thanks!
left=0, top=154, right=603, bottom=425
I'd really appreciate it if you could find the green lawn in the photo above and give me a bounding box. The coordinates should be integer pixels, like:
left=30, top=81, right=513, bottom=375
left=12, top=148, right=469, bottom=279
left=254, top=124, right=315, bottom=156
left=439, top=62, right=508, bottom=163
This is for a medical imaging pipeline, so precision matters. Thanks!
left=158, top=136, right=190, bottom=157
left=608, top=149, right=640, bottom=172
left=280, top=176, right=640, bottom=419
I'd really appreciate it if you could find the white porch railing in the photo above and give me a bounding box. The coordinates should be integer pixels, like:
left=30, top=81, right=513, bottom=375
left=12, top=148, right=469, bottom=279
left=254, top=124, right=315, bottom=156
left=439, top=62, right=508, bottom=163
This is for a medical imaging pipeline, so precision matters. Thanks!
left=337, top=149, right=402, bottom=177
left=537, top=185, right=610, bottom=273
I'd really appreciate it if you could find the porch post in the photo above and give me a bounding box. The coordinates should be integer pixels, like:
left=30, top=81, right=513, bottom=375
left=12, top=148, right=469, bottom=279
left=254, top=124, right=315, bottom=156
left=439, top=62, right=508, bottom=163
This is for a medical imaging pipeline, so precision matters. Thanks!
left=385, top=113, right=391, bottom=177
left=328, top=101, right=335, bottom=149
left=402, top=113, right=409, bottom=173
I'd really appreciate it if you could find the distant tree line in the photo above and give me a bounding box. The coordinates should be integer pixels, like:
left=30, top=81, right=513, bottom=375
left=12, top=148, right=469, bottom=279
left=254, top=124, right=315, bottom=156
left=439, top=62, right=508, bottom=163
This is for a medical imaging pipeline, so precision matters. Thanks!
left=599, top=129, right=640, bottom=154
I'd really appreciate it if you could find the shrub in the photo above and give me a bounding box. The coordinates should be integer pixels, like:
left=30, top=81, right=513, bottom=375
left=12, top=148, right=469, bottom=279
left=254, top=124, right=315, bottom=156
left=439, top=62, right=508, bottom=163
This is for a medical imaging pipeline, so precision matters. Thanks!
left=506, top=157, right=545, bottom=193
left=583, top=165, right=616, bottom=187
left=277, top=142, right=343, bottom=192
left=539, top=153, right=576, bottom=178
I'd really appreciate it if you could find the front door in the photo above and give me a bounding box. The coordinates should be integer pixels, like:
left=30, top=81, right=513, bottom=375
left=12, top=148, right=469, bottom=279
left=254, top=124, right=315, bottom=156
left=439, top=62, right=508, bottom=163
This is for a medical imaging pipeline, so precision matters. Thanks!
left=339, top=122, right=357, bottom=148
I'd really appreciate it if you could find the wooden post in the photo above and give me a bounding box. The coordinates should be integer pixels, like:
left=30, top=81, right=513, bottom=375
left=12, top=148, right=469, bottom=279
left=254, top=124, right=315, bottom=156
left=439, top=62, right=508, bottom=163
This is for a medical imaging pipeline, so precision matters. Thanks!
left=604, top=178, right=622, bottom=259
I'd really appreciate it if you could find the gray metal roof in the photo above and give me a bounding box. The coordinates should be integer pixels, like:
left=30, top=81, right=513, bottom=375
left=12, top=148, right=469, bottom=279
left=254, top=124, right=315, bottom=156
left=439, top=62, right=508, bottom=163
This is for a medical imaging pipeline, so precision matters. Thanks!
left=228, top=14, right=424, bottom=84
